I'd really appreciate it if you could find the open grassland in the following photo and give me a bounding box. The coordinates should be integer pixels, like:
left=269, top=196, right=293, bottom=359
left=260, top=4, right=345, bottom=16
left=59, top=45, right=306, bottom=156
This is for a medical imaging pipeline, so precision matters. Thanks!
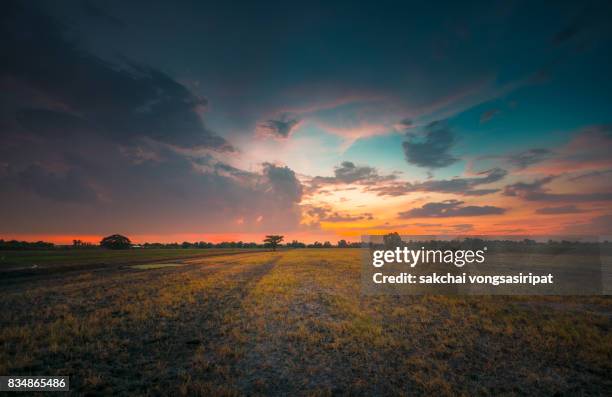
left=0, top=248, right=261, bottom=273
left=0, top=249, right=610, bottom=395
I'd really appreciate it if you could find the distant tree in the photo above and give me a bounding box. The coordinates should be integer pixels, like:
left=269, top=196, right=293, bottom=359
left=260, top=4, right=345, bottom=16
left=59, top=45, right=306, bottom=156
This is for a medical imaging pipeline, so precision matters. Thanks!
left=100, top=234, right=131, bottom=250
left=383, top=232, right=403, bottom=249
left=263, top=235, right=284, bottom=251
left=337, top=239, right=348, bottom=248
left=72, top=239, right=94, bottom=249
left=323, top=241, right=332, bottom=248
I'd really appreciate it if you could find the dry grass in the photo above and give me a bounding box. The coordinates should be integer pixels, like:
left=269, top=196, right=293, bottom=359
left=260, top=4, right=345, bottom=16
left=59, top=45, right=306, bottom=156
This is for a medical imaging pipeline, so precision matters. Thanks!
left=0, top=249, right=610, bottom=395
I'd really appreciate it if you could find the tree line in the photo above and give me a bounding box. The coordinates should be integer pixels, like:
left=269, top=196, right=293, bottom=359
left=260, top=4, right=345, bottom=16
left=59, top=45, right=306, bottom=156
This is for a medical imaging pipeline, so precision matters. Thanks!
left=3, top=233, right=607, bottom=252
left=0, top=235, right=362, bottom=250
left=0, top=240, right=55, bottom=250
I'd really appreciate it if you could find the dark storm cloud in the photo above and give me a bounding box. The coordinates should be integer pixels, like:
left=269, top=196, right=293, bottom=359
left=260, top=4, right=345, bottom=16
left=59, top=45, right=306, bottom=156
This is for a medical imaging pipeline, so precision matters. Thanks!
left=398, top=199, right=505, bottom=218
left=371, top=168, right=506, bottom=197
left=0, top=140, right=307, bottom=233
left=535, top=205, right=584, bottom=215
left=15, top=109, right=91, bottom=138
left=1, top=1, right=231, bottom=151
left=503, top=176, right=612, bottom=202
left=402, top=121, right=458, bottom=169
left=258, top=115, right=300, bottom=138
left=11, top=164, right=98, bottom=203
left=0, top=2, right=305, bottom=234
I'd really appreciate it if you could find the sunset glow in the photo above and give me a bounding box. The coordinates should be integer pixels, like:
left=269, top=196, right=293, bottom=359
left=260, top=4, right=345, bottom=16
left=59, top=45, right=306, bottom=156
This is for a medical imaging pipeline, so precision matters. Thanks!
left=1, top=1, right=611, bottom=244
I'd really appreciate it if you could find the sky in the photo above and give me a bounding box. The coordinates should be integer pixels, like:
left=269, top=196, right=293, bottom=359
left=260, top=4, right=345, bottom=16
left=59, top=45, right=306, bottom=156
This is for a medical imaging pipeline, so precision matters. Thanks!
left=1, top=0, right=612, bottom=244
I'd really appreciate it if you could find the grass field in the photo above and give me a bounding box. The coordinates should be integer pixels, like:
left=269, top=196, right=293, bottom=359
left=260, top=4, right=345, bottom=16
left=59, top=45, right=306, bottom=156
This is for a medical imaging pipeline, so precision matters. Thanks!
left=0, top=248, right=262, bottom=269
left=0, top=249, right=610, bottom=395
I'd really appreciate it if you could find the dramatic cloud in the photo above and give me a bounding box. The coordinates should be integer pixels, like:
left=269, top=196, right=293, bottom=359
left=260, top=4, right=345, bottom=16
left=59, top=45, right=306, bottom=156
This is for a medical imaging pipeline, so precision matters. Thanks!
left=402, top=121, right=458, bottom=169
left=504, top=176, right=612, bottom=202
left=305, top=205, right=373, bottom=224
left=503, top=176, right=554, bottom=198
left=15, top=109, right=92, bottom=139
left=2, top=1, right=611, bottom=241
left=0, top=2, right=320, bottom=237
left=257, top=115, right=301, bottom=139
left=477, top=148, right=553, bottom=170
left=535, top=205, right=585, bottom=215
left=521, top=126, right=612, bottom=174
left=398, top=200, right=505, bottom=218
left=2, top=1, right=232, bottom=151
left=334, top=161, right=379, bottom=184
left=0, top=146, right=306, bottom=234
left=261, top=163, right=303, bottom=204
left=569, top=169, right=612, bottom=181
left=506, top=149, right=553, bottom=169
left=8, top=164, right=98, bottom=203
left=310, top=161, right=396, bottom=188
left=372, top=168, right=506, bottom=197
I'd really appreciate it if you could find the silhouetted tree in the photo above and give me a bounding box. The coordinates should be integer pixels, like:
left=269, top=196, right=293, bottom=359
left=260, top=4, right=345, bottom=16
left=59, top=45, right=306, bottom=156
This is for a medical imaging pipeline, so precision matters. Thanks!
left=100, top=234, right=131, bottom=250
left=338, top=239, right=348, bottom=248
left=263, top=235, right=284, bottom=251
left=383, top=232, right=403, bottom=249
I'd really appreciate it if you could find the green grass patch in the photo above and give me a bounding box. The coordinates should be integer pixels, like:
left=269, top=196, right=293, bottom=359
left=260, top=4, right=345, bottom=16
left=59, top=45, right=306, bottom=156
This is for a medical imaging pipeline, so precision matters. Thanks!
left=0, top=248, right=264, bottom=269
left=130, top=263, right=186, bottom=270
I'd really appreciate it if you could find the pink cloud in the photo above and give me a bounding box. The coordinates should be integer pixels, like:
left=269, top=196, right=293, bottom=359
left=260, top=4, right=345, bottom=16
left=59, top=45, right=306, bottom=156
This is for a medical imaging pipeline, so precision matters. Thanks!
left=518, top=126, right=612, bottom=175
